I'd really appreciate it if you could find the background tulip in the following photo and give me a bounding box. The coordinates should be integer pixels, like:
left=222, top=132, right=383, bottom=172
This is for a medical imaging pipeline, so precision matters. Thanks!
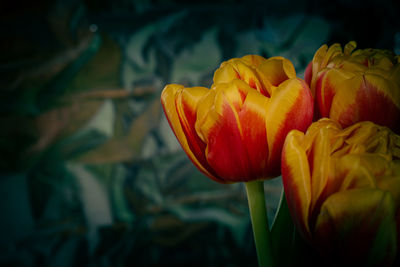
left=305, top=41, right=400, bottom=132
left=161, top=55, right=313, bottom=183
left=282, top=118, right=400, bottom=266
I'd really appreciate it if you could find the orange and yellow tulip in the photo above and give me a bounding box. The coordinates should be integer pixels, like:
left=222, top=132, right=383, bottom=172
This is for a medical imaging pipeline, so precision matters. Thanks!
left=305, top=41, right=400, bottom=132
left=162, top=55, right=313, bottom=183
left=282, top=118, right=400, bottom=266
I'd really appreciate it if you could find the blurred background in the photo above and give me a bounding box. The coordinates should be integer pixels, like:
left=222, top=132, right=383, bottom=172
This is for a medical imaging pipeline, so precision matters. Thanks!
left=0, top=0, right=399, bottom=266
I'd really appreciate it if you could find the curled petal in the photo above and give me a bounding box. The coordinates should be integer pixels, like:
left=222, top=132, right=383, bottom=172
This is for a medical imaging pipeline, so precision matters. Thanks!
left=213, top=57, right=272, bottom=97
left=343, top=40, right=357, bottom=55
left=257, top=56, right=296, bottom=86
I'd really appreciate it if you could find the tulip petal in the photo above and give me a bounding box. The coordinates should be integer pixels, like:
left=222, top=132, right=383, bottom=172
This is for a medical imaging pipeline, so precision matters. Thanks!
left=378, top=176, right=400, bottom=212
left=257, top=56, right=296, bottom=87
left=306, top=124, right=339, bottom=218
left=213, top=57, right=272, bottom=97
left=389, top=63, right=400, bottom=87
left=339, top=121, right=397, bottom=155
left=161, top=84, right=221, bottom=182
left=315, top=188, right=397, bottom=266
left=331, top=74, right=400, bottom=130
left=241, top=54, right=268, bottom=67
left=196, top=80, right=270, bottom=181
left=282, top=130, right=312, bottom=239
left=304, top=61, right=312, bottom=86
left=315, top=68, right=355, bottom=118
left=343, top=41, right=357, bottom=56
left=290, top=120, right=346, bottom=226
left=309, top=43, right=349, bottom=96
left=238, top=87, right=270, bottom=178
left=265, top=78, right=313, bottom=173
left=335, top=154, right=379, bottom=191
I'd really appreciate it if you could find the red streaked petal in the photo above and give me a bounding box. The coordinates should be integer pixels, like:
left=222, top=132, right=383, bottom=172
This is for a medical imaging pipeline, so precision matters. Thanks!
left=238, top=88, right=270, bottom=179
left=329, top=75, right=361, bottom=127
left=196, top=80, right=270, bottom=181
left=304, top=61, right=312, bottom=86
left=357, top=74, right=400, bottom=130
left=315, top=68, right=355, bottom=119
left=161, top=84, right=221, bottom=182
left=265, top=78, right=313, bottom=174
left=310, top=43, right=344, bottom=95
left=204, top=102, right=251, bottom=181
left=198, top=82, right=250, bottom=181
left=331, top=74, right=400, bottom=131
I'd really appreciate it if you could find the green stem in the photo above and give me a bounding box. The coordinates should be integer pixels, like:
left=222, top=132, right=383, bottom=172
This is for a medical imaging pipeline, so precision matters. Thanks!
left=245, top=180, right=275, bottom=267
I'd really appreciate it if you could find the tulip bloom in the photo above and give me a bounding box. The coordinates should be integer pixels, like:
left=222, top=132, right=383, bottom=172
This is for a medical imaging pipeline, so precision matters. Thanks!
left=282, top=118, right=400, bottom=266
left=305, top=41, right=400, bottom=132
left=161, top=55, right=313, bottom=183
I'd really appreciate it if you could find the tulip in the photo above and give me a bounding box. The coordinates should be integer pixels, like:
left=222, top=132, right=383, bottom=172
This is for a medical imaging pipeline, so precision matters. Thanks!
left=305, top=41, right=400, bottom=132
left=162, top=55, right=314, bottom=267
left=161, top=55, right=313, bottom=183
left=282, top=118, right=400, bottom=266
